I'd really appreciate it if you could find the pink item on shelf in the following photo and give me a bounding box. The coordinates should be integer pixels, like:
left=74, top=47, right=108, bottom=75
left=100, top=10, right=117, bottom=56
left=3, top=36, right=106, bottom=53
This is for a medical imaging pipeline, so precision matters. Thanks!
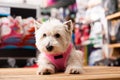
left=22, top=17, right=35, bottom=44
left=43, top=43, right=72, bottom=71
left=0, top=16, right=23, bottom=44
left=81, top=24, right=90, bottom=42
left=75, top=26, right=81, bottom=45
left=47, top=0, right=56, bottom=6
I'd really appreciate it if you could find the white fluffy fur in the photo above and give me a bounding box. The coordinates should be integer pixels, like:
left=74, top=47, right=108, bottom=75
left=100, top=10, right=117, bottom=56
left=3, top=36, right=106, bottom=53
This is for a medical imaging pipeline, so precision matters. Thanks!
left=34, top=19, right=83, bottom=74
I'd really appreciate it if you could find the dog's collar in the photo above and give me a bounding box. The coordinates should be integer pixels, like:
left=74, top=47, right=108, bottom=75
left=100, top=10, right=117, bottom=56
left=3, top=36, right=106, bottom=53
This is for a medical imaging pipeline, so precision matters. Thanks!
left=43, top=43, right=73, bottom=71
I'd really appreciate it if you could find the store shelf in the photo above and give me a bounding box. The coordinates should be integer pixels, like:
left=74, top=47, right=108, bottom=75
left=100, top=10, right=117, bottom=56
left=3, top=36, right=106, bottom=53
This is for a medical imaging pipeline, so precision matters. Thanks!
left=0, top=2, right=41, bottom=18
left=108, top=43, right=120, bottom=48
left=106, top=11, right=120, bottom=20
left=107, top=12, right=120, bottom=48
left=0, top=2, right=40, bottom=9
left=0, top=48, right=36, bottom=59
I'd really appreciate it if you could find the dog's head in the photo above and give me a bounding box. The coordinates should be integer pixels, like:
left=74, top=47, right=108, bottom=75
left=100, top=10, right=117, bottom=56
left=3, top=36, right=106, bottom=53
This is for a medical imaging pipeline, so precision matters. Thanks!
left=34, top=18, right=73, bottom=55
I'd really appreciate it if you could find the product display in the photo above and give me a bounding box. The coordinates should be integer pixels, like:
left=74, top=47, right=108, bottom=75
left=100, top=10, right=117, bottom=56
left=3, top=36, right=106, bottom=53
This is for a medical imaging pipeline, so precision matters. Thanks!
left=0, top=16, right=36, bottom=49
left=1, top=16, right=23, bottom=44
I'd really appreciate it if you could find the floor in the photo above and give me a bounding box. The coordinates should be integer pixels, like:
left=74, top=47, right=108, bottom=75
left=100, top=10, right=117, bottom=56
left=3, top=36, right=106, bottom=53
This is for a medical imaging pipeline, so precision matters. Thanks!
left=0, top=66, right=120, bottom=80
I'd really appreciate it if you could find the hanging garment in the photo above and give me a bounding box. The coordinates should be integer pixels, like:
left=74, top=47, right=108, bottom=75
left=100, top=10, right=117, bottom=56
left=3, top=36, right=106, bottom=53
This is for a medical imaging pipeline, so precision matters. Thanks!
left=85, top=4, right=107, bottom=47
left=102, top=0, right=118, bottom=15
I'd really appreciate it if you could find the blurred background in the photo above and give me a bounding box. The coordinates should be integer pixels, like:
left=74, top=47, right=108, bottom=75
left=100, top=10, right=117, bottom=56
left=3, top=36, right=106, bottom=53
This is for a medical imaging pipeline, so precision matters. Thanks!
left=0, top=0, right=120, bottom=68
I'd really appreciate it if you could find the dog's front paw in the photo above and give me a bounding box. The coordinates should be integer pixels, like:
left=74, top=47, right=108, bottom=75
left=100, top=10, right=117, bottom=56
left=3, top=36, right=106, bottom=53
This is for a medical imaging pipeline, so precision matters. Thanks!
left=65, top=66, right=83, bottom=74
left=37, top=67, right=55, bottom=75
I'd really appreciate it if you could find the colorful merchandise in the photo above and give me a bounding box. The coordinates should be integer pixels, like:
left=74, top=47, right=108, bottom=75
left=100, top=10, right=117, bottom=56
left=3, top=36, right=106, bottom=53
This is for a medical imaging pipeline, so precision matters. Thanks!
left=0, top=16, right=23, bottom=44
left=22, top=17, right=35, bottom=44
left=0, top=16, right=36, bottom=49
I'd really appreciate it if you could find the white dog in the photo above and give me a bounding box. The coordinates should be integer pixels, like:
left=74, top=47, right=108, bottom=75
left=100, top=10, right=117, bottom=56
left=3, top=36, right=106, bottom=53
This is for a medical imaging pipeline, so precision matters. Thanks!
left=34, top=19, right=83, bottom=75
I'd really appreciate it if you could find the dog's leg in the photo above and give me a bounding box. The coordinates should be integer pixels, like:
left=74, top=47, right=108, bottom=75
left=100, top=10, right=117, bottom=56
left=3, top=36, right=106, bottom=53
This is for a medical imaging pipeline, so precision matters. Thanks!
left=65, top=50, right=84, bottom=74
left=37, top=54, right=55, bottom=75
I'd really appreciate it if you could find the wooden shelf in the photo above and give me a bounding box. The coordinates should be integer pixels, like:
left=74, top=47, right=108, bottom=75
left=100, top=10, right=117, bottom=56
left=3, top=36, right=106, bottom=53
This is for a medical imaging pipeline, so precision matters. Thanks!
left=0, top=2, right=41, bottom=18
left=106, top=12, right=120, bottom=58
left=106, top=11, right=120, bottom=20
left=108, top=43, right=120, bottom=48
left=0, top=66, right=120, bottom=80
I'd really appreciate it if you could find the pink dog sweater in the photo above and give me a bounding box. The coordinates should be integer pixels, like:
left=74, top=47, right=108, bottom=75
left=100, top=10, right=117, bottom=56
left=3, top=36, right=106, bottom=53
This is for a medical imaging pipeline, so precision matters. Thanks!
left=43, top=43, right=72, bottom=71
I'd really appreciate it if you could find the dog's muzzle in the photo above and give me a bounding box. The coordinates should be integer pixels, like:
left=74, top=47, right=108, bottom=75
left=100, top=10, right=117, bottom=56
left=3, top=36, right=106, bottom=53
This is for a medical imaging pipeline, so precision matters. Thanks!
left=46, top=45, right=53, bottom=52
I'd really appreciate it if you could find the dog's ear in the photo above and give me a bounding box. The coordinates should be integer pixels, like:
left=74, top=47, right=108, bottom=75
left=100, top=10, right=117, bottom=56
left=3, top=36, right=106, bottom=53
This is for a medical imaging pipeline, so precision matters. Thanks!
left=63, top=20, right=73, bottom=32
left=34, top=20, right=41, bottom=31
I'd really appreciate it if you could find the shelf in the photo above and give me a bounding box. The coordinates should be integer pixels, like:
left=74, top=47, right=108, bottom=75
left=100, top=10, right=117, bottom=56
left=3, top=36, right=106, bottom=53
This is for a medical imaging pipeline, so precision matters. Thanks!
left=0, top=48, right=36, bottom=58
left=106, top=11, right=120, bottom=20
left=0, top=2, right=41, bottom=18
left=0, top=57, right=35, bottom=60
left=108, top=43, right=120, bottom=48
left=0, top=2, right=40, bottom=9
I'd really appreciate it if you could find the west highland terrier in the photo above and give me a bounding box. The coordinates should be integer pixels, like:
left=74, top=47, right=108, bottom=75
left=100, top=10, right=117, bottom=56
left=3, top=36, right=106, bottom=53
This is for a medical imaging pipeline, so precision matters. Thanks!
left=34, top=19, right=83, bottom=75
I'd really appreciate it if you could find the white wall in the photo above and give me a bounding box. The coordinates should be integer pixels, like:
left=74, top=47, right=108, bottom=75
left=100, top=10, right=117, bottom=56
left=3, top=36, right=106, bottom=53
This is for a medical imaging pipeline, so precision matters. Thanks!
left=0, top=0, right=24, bottom=3
left=0, top=0, right=48, bottom=8
left=26, top=0, right=48, bottom=7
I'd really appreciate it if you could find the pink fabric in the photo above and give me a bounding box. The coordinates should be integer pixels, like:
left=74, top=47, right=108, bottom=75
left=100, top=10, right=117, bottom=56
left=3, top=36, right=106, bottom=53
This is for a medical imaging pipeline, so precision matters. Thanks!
left=47, top=0, right=56, bottom=6
left=81, top=24, right=90, bottom=42
left=1, top=19, right=22, bottom=42
left=43, top=43, right=72, bottom=71
left=75, top=27, right=81, bottom=45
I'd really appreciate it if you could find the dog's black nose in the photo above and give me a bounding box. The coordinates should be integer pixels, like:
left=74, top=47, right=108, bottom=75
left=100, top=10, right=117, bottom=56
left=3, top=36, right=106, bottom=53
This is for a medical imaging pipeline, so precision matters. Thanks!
left=46, top=46, right=53, bottom=51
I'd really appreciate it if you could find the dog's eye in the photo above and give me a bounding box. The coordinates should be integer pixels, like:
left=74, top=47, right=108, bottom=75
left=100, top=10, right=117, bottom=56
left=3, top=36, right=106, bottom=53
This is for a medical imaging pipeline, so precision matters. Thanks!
left=43, top=33, right=46, bottom=37
left=54, top=33, right=60, bottom=38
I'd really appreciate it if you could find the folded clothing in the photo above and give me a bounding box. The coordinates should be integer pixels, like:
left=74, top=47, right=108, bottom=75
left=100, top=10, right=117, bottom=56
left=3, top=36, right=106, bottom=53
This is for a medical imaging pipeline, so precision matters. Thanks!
left=0, top=16, right=23, bottom=44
